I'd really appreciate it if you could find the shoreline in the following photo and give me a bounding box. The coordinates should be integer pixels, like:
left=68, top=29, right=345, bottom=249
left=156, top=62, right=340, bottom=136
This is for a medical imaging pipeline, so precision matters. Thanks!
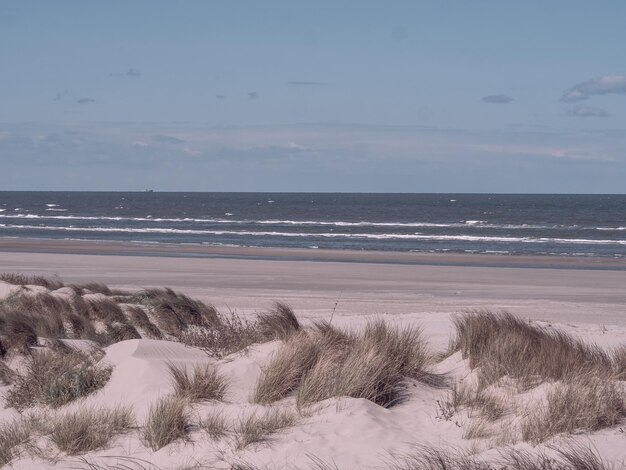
left=1, top=236, right=625, bottom=271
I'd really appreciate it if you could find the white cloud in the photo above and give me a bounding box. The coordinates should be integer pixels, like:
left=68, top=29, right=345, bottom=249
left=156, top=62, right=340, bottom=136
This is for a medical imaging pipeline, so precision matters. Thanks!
left=560, top=75, right=626, bottom=102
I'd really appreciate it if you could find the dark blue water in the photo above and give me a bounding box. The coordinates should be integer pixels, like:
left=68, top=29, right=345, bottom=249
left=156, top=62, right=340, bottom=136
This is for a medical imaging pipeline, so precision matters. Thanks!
left=0, top=192, right=624, bottom=257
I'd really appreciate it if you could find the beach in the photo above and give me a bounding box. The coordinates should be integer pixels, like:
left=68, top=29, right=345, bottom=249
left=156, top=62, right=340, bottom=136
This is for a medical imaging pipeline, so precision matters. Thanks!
left=1, top=239, right=625, bottom=468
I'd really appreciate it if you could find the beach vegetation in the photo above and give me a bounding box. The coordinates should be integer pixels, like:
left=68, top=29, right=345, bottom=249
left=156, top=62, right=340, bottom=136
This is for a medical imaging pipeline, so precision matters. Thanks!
left=522, top=376, right=626, bottom=443
left=5, top=349, right=112, bottom=410
left=142, top=396, right=190, bottom=450
left=48, top=406, right=134, bottom=454
left=235, top=408, right=298, bottom=449
left=449, top=310, right=613, bottom=388
left=254, top=319, right=431, bottom=408
left=199, top=410, right=230, bottom=439
left=168, top=363, right=228, bottom=401
left=257, top=302, right=301, bottom=341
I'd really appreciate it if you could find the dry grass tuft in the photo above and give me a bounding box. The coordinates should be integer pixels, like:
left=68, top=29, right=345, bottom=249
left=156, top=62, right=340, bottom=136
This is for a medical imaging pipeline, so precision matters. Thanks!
left=254, top=319, right=431, bottom=408
left=142, top=396, right=190, bottom=450
left=199, top=410, right=230, bottom=439
left=87, top=298, right=127, bottom=323
left=0, top=418, right=32, bottom=467
left=257, top=302, right=301, bottom=341
left=140, top=288, right=221, bottom=336
left=5, top=349, right=112, bottom=410
left=389, top=444, right=615, bottom=470
left=49, top=406, right=134, bottom=455
left=297, top=320, right=430, bottom=408
left=127, top=306, right=163, bottom=339
left=522, top=376, right=626, bottom=443
left=168, top=363, right=228, bottom=402
left=235, top=408, right=298, bottom=449
left=613, top=345, right=626, bottom=380
left=449, top=310, right=613, bottom=388
left=444, top=381, right=506, bottom=422
left=0, top=272, right=64, bottom=290
left=0, top=360, right=15, bottom=385
left=253, top=331, right=321, bottom=404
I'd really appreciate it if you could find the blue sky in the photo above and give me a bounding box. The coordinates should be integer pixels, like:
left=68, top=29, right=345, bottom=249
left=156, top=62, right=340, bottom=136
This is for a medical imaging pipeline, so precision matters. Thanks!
left=1, top=1, right=625, bottom=192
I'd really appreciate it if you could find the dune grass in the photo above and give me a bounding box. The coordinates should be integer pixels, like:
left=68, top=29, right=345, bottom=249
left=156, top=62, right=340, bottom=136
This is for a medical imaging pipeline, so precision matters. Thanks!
left=0, top=272, right=64, bottom=290
left=199, top=410, right=230, bottom=439
left=48, top=406, right=134, bottom=455
left=168, top=363, right=228, bottom=402
left=0, top=418, right=32, bottom=467
left=257, top=302, right=301, bottom=341
left=5, top=349, right=112, bottom=410
left=253, top=319, right=431, bottom=408
left=235, top=408, right=298, bottom=449
left=142, top=396, right=190, bottom=451
left=522, top=376, right=626, bottom=443
left=388, top=444, right=615, bottom=470
left=253, top=331, right=321, bottom=404
left=449, top=310, right=614, bottom=388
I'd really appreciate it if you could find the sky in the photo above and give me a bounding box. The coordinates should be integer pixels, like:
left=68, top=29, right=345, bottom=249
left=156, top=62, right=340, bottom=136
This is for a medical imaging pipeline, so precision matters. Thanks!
left=1, top=0, right=625, bottom=192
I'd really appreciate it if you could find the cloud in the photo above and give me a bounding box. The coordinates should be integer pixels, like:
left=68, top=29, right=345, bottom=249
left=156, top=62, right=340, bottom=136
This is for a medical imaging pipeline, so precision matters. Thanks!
left=287, top=81, right=324, bottom=86
left=126, top=68, right=141, bottom=77
left=481, top=94, right=514, bottom=104
left=76, top=97, right=95, bottom=105
left=560, top=75, right=626, bottom=102
left=247, top=91, right=259, bottom=100
left=152, top=134, right=184, bottom=144
left=566, top=105, right=610, bottom=118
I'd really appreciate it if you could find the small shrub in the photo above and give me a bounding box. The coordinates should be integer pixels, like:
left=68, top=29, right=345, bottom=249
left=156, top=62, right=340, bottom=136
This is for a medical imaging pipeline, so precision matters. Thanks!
left=169, top=363, right=228, bottom=401
left=5, top=350, right=112, bottom=410
left=181, top=312, right=262, bottom=357
left=142, top=396, right=190, bottom=450
left=257, top=302, right=301, bottom=341
left=199, top=410, right=229, bottom=439
left=235, top=408, right=298, bottom=449
left=522, top=377, right=626, bottom=443
left=49, top=406, right=134, bottom=454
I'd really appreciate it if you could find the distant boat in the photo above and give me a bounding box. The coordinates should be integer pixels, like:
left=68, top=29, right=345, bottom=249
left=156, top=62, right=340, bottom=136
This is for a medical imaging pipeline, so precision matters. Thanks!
left=145, top=189, right=154, bottom=193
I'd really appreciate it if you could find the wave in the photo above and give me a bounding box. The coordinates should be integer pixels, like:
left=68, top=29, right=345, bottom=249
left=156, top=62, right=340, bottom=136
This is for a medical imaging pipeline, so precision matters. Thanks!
left=0, top=214, right=613, bottom=231
left=1, top=223, right=625, bottom=245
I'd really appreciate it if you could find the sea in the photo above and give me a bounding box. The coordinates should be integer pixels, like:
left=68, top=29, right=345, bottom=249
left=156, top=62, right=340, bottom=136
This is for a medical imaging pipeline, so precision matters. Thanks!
left=0, top=192, right=624, bottom=258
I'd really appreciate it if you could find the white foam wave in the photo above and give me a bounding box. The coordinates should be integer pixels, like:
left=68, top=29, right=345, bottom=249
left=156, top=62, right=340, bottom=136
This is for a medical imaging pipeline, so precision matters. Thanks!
left=0, top=223, right=624, bottom=245
left=0, top=214, right=573, bottom=230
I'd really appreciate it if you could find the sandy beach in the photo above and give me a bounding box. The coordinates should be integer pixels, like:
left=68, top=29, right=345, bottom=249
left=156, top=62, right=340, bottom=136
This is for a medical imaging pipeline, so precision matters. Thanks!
left=1, top=238, right=625, bottom=325
left=1, top=239, right=625, bottom=469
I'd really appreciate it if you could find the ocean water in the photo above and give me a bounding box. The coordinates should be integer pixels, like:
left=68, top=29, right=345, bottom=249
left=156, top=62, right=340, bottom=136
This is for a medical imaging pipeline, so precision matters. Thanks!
left=0, top=192, right=624, bottom=257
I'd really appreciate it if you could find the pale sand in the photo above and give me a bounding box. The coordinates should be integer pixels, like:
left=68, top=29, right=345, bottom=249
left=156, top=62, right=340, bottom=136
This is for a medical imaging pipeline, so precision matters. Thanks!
left=1, top=240, right=626, bottom=468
